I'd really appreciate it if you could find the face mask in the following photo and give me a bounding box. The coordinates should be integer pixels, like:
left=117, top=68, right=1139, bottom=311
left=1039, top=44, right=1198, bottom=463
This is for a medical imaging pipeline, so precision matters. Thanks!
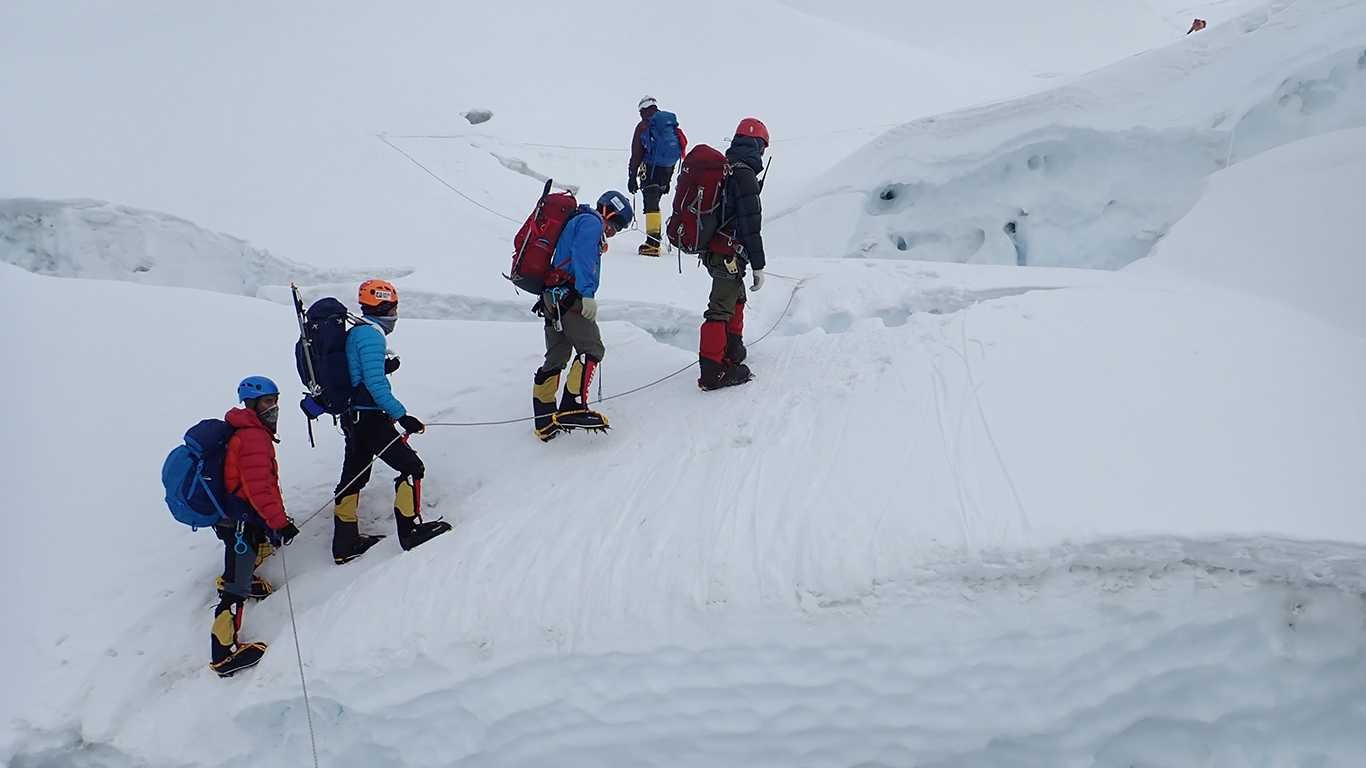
left=371, top=314, right=398, bottom=335
left=257, top=402, right=280, bottom=432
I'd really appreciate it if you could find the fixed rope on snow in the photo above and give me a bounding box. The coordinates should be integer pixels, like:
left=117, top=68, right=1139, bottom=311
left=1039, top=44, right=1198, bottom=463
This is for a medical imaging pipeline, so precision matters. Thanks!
left=277, top=548, right=321, bottom=768
left=424, top=275, right=806, bottom=427
left=376, top=133, right=521, bottom=224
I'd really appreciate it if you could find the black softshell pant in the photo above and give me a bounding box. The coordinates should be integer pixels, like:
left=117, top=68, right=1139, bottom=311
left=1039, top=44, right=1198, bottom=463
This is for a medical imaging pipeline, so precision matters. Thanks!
left=336, top=410, right=425, bottom=498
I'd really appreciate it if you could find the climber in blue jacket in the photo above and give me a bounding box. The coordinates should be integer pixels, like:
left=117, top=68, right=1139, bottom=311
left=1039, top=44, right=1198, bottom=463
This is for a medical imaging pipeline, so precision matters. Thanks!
left=332, top=279, right=450, bottom=564
left=531, top=191, right=634, bottom=441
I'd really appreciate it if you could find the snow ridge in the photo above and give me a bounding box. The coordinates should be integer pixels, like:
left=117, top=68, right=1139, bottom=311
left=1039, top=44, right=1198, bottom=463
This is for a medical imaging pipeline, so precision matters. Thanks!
left=774, top=0, right=1366, bottom=269
left=0, top=199, right=408, bottom=297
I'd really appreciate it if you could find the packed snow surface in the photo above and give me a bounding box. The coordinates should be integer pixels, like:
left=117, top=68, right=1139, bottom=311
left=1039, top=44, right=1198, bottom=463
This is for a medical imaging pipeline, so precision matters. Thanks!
left=5, top=0, right=1366, bottom=766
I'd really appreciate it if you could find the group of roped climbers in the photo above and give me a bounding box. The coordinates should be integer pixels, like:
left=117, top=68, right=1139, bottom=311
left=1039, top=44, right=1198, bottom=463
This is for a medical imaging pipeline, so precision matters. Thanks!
left=536, top=96, right=769, bottom=437
left=180, top=96, right=770, bottom=676
left=195, top=279, right=448, bottom=676
left=632, top=96, right=770, bottom=391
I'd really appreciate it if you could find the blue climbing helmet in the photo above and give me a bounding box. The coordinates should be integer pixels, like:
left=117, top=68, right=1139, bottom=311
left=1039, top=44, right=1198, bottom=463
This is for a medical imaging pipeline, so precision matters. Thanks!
left=237, top=375, right=279, bottom=402
left=596, top=190, right=634, bottom=231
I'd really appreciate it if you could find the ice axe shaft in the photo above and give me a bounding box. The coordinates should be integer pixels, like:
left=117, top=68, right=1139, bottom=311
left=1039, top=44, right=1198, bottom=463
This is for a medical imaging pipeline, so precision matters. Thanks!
left=291, top=282, right=321, bottom=448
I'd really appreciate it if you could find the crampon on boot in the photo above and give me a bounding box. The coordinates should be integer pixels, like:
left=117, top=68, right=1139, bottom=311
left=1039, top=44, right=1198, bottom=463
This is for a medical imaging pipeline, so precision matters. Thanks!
left=394, top=476, right=452, bottom=551
left=216, top=575, right=273, bottom=601
left=551, top=409, right=611, bottom=434
left=699, top=320, right=752, bottom=390
left=210, top=600, right=268, bottom=678
left=637, top=242, right=661, bottom=257
left=400, top=520, right=452, bottom=550
left=211, top=642, right=268, bottom=677
left=547, top=355, right=609, bottom=435
left=698, top=359, right=752, bottom=391
left=333, top=492, right=386, bottom=565
left=333, top=533, right=384, bottom=565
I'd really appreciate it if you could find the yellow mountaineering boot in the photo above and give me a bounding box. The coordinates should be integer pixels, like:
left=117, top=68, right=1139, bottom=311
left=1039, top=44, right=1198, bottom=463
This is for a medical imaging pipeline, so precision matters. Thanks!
left=533, top=367, right=562, bottom=441
left=332, top=492, right=384, bottom=565
left=637, top=212, right=663, bottom=256
left=394, top=476, right=451, bottom=551
left=209, top=600, right=267, bottom=677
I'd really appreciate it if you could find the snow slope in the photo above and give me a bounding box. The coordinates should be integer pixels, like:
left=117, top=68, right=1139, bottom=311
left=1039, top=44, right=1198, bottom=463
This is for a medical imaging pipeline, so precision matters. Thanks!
left=773, top=0, right=1366, bottom=269
left=779, top=0, right=1268, bottom=77
left=1128, top=126, right=1366, bottom=337
left=6, top=233, right=1366, bottom=765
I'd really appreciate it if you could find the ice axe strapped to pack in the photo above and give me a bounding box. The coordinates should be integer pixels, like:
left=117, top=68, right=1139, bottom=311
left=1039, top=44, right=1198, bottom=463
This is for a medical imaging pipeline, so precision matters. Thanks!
left=292, top=283, right=355, bottom=445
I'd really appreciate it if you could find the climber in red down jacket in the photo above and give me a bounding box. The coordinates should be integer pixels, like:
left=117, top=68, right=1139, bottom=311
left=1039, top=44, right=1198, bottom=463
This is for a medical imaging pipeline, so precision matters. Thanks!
left=210, top=375, right=298, bottom=677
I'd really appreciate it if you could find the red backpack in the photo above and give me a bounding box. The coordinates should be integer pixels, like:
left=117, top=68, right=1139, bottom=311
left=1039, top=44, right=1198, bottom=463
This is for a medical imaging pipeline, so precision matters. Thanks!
left=667, top=145, right=738, bottom=256
left=509, top=179, right=579, bottom=294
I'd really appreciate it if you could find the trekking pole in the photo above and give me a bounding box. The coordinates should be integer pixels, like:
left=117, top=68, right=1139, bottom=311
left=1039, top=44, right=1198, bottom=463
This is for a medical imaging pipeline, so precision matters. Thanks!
left=291, top=283, right=320, bottom=448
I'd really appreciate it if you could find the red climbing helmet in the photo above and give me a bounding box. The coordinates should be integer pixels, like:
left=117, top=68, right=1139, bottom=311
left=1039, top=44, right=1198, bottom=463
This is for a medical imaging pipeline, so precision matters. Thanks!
left=735, top=117, right=769, bottom=147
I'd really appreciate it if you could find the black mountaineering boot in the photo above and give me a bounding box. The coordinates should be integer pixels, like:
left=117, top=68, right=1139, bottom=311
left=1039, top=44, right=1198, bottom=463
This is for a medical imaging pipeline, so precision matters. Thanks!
left=698, top=358, right=753, bottom=391
left=394, top=477, right=452, bottom=551
left=333, top=492, right=385, bottom=564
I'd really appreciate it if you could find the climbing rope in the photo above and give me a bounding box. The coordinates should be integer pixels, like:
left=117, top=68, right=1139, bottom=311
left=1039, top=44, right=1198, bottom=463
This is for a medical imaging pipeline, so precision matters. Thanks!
left=271, top=276, right=807, bottom=765
left=295, top=433, right=406, bottom=529
left=425, top=275, right=806, bottom=427
left=384, top=119, right=912, bottom=152
left=388, top=133, right=623, bottom=153
left=277, top=548, right=321, bottom=768
left=375, top=133, right=521, bottom=224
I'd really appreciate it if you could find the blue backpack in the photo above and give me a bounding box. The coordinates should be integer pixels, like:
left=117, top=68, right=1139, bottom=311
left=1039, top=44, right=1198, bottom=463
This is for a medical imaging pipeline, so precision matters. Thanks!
left=161, top=419, right=251, bottom=529
left=643, top=110, right=682, bottom=166
left=295, top=297, right=354, bottom=417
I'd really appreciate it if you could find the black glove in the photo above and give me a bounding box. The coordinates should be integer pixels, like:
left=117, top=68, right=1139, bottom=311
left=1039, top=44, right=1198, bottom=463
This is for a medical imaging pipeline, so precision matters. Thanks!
left=627, top=175, right=639, bottom=194
left=384, top=355, right=401, bottom=374
left=399, top=414, right=426, bottom=435
left=275, top=521, right=300, bottom=546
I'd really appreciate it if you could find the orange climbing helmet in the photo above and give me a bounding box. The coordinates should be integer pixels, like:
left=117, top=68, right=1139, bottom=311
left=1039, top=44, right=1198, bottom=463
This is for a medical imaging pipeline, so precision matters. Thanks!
left=358, top=279, right=398, bottom=314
